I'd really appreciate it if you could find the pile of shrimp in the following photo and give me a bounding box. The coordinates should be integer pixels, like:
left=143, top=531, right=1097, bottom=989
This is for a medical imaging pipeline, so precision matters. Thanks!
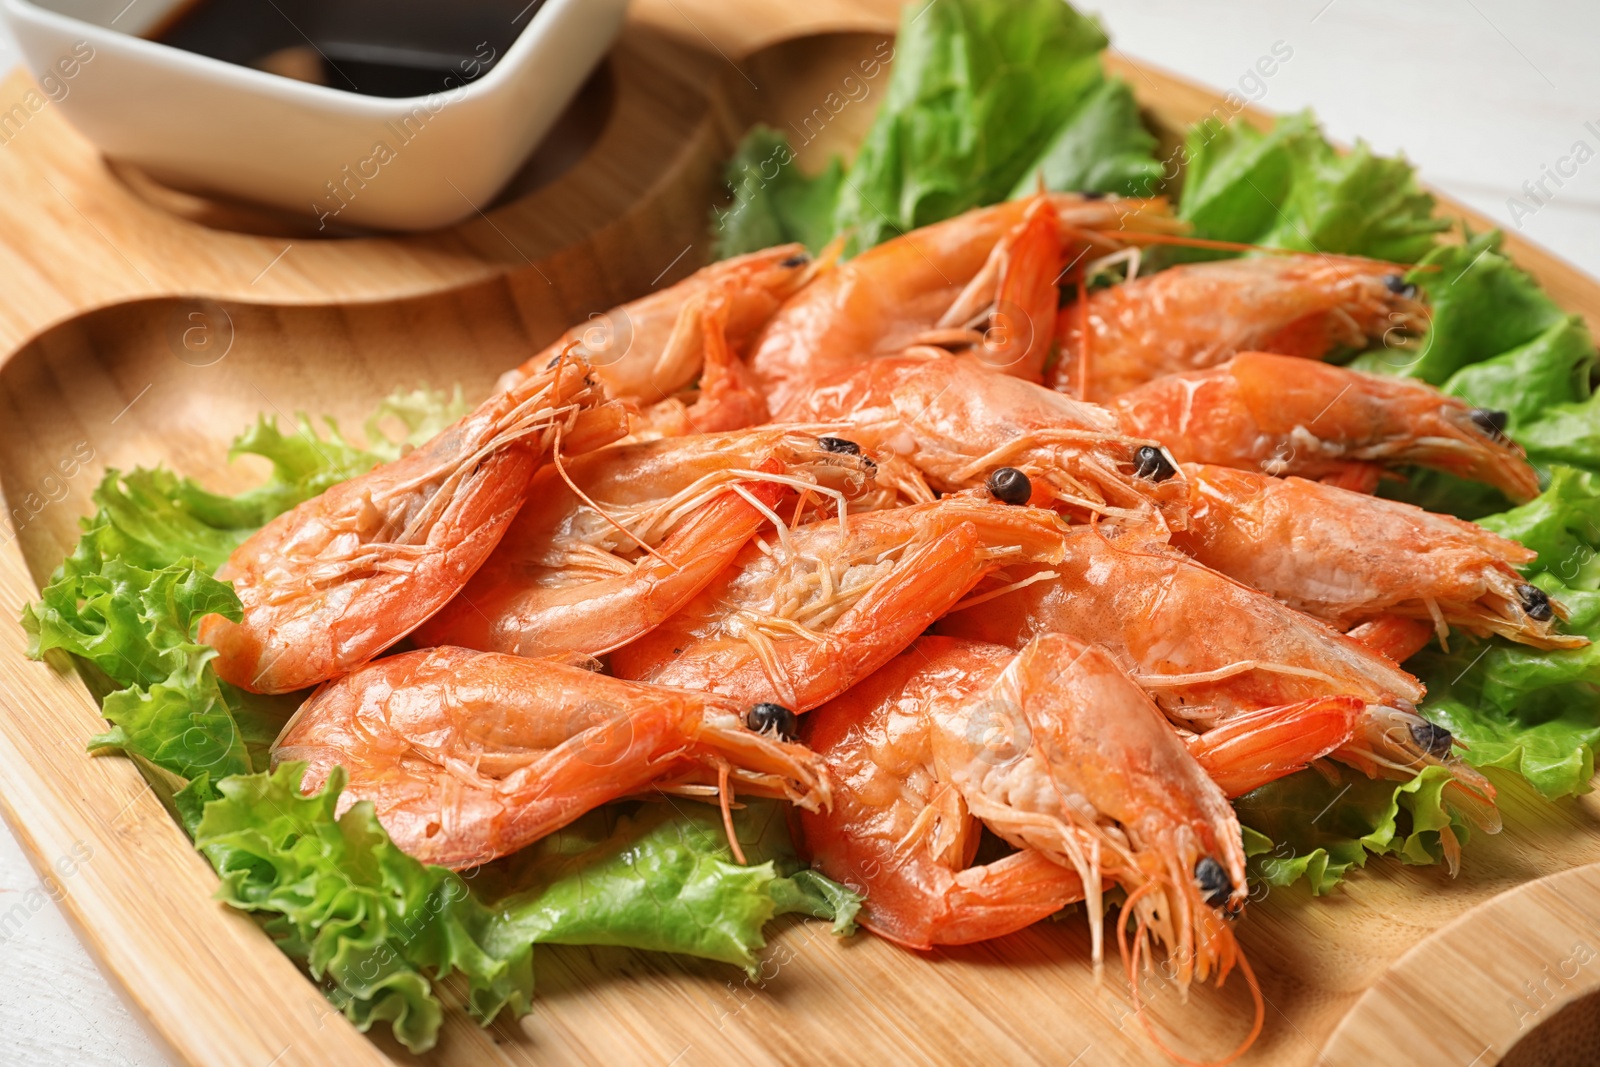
left=203, top=193, right=1580, bottom=1065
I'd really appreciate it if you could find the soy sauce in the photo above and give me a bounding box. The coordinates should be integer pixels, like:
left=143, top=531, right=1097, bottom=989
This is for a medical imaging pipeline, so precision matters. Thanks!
left=150, top=0, right=544, bottom=98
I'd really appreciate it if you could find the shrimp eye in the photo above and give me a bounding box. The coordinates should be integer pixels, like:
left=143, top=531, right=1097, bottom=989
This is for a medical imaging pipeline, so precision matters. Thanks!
left=986, top=467, right=1032, bottom=505
left=818, top=436, right=862, bottom=455
left=1469, top=408, right=1510, bottom=439
left=1194, top=857, right=1232, bottom=908
left=1518, top=582, right=1554, bottom=622
left=1133, top=446, right=1177, bottom=482
left=746, top=702, right=798, bottom=740
left=1382, top=273, right=1419, bottom=299
left=1409, top=720, right=1454, bottom=760
left=1079, top=190, right=1108, bottom=200
left=780, top=252, right=811, bottom=268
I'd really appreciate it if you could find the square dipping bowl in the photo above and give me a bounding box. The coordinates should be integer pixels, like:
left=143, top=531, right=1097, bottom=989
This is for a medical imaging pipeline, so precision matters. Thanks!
left=0, top=0, right=629, bottom=230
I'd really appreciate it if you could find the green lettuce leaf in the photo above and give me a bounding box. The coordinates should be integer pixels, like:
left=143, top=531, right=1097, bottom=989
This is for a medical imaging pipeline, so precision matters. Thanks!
left=491, top=799, right=859, bottom=966
left=24, top=544, right=237, bottom=690
left=1479, top=466, right=1600, bottom=575
left=1236, top=765, right=1466, bottom=895
left=1383, top=231, right=1569, bottom=386
left=1177, top=111, right=1448, bottom=264
left=1440, top=316, right=1593, bottom=428
left=21, top=542, right=280, bottom=795
left=1407, top=564, right=1600, bottom=800
left=1367, top=237, right=1600, bottom=523
left=1007, top=77, right=1162, bottom=200
left=714, top=125, right=845, bottom=259
left=713, top=0, right=1159, bottom=257
left=1330, top=221, right=1600, bottom=802
left=195, top=764, right=525, bottom=1053
left=196, top=765, right=860, bottom=1054
left=1388, top=469, right=1600, bottom=800
left=21, top=385, right=466, bottom=809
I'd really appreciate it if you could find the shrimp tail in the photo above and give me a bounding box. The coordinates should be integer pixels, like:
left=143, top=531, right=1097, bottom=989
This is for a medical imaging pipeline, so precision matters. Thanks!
left=1185, top=696, right=1365, bottom=798
left=417, top=458, right=793, bottom=657
left=897, top=851, right=1088, bottom=950
left=1346, top=616, right=1436, bottom=664
left=983, top=195, right=1064, bottom=382
left=687, top=293, right=772, bottom=432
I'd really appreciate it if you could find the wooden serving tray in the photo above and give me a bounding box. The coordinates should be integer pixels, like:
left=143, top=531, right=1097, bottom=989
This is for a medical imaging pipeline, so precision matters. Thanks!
left=1, top=2, right=1598, bottom=1064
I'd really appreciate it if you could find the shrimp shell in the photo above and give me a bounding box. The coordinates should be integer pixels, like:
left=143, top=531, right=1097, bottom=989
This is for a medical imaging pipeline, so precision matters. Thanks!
left=1052, top=255, right=1428, bottom=402
left=1112, top=351, right=1542, bottom=502
left=201, top=359, right=609, bottom=694
left=778, top=352, right=1190, bottom=531
left=749, top=194, right=1186, bottom=413
left=937, top=526, right=1500, bottom=840
left=1175, top=463, right=1583, bottom=649
left=610, top=491, right=1070, bottom=713
left=273, top=646, right=831, bottom=869
left=798, top=634, right=1259, bottom=996
left=498, top=245, right=820, bottom=403
left=415, top=429, right=879, bottom=659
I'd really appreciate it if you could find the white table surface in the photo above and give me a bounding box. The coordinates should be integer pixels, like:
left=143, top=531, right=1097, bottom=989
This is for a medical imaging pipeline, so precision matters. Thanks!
left=2, top=2, right=1597, bottom=1064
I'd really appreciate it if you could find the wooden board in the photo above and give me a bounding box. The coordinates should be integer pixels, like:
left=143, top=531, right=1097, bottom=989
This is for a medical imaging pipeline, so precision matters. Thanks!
left=1, top=2, right=1599, bottom=1065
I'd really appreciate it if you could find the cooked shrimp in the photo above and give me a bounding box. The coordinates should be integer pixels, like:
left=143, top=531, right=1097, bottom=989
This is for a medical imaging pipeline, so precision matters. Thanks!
left=1112, top=352, right=1541, bottom=502
left=937, top=526, right=1499, bottom=862
left=1051, top=255, right=1428, bottom=402
left=798, top=636, right=1352, bottom=950
left=797, top=634, right=1268, bottom=1061
left=498, top=244, right=822, bottom=404
left=748, top=194, right=1186, bottom=413
left=1175, top=464, right=1583, bottom=649
left=629, top=293, right=773, bottom=436
left=200, top=359, right=616, bottom=694
left=778, top=352, right=1189, bottom=530
left=416, top=429, right=879, bottom=658
left=609, top=491, right=1069, bottom=713
left=273, top=646, right=830, bottom=869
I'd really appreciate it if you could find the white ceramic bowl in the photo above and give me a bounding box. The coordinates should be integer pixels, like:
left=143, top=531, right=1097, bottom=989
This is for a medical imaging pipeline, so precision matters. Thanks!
left=0, top=0, right=629, bottom=230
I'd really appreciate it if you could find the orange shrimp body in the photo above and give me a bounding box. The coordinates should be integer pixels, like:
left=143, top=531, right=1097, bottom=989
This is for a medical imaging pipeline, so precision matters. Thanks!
left=498, top=244, right=820, bottom=404
left=609, top=491, right=1069, bottom=713
left=936, top=526, right=1499, bottom=854
left=201, top=361, right=611, bottom=694
left=1175, top=464, right=1583, bottom=649
left=630, top=293, right=775, bottom=436
left=1051, top=255, right=1427, bottom=402
left=797, top=639, right=1085, bottom=950
left=748, top=194, right=1184, bottom=413
left=798, top=634, right=1252, bottom=994
left=1112, top=352, right=1541, bottom=502
left=274, top=646, right=831, bottom=870
left=416, top=429, right=879, bottom=659
left=778, top=353, right=1189, bottom=530
left=941, top=529, right=1425, bottom=726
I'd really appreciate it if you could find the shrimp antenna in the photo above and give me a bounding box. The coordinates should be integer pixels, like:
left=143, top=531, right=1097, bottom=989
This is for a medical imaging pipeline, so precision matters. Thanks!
left=1117, top=884, right=1266, bottom=1067
left=813, top=232, right=849, bottom=274
left=550, top=419, right=681, bottom=573
left=715, top=760, right=747, bottom=865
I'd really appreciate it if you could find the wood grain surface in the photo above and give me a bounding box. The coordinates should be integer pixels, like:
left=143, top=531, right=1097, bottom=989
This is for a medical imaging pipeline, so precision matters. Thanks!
left=1, top=2, right=1599, bottom=1065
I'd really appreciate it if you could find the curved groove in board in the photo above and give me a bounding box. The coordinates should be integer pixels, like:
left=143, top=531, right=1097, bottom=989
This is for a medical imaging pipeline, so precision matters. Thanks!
left=1322, top=862, right=1600, bottom=1065
left=0, top=23, right=723, bottom=355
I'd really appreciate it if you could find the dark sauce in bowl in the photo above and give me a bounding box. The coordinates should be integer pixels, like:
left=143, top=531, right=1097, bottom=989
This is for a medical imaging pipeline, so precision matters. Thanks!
left=149, top=0, right=545, bottom=98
